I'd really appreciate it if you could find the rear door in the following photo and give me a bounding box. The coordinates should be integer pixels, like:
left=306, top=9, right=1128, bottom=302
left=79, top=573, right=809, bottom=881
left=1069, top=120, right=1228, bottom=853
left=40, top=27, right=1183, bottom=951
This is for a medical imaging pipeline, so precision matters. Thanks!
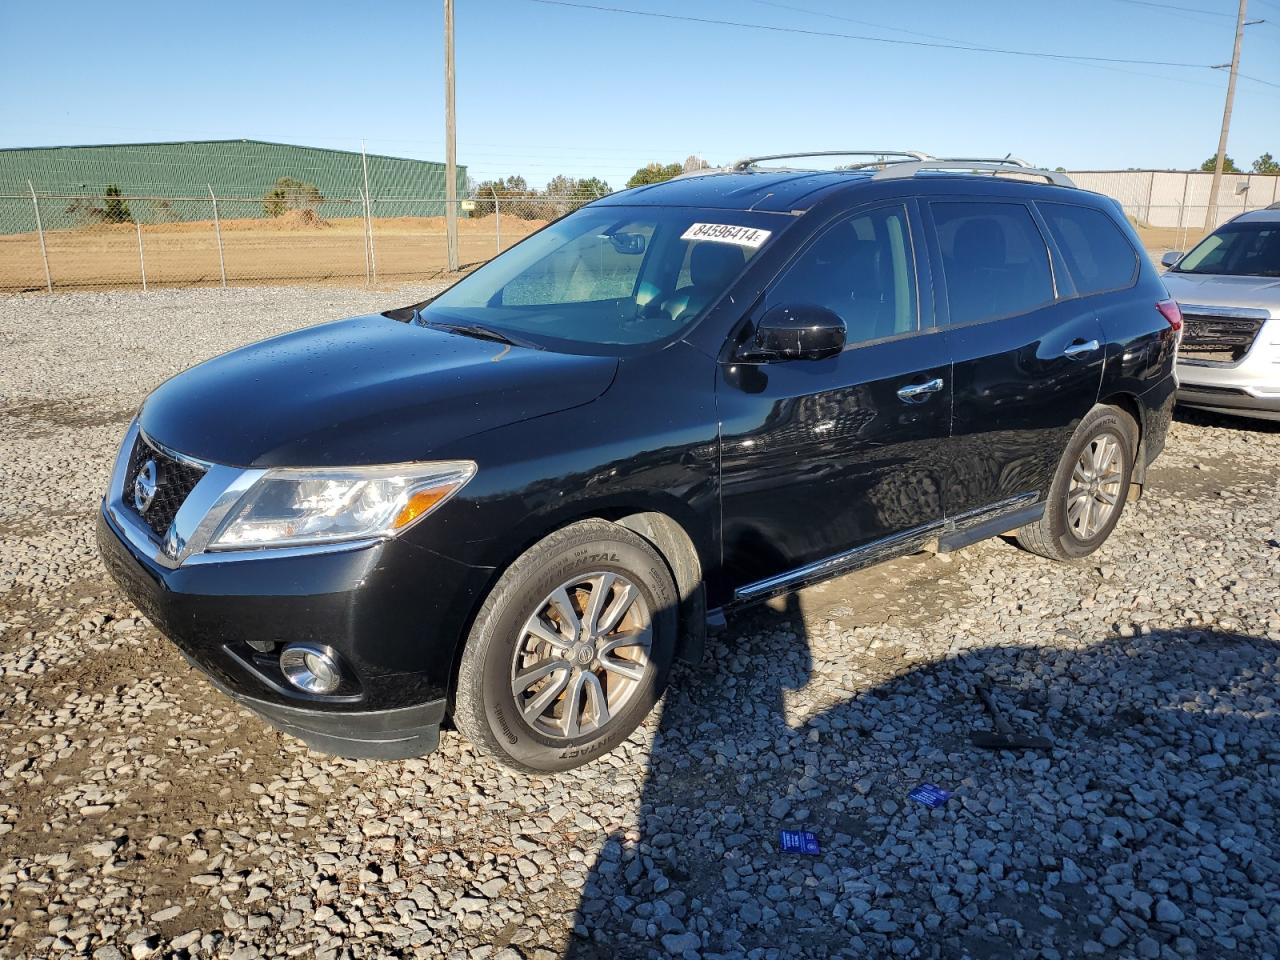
left=924, top=198, right=1105, bottom=516
left=1035, top=200, right=1168, bottom=394
left=717, top=200, right=954, bottom=598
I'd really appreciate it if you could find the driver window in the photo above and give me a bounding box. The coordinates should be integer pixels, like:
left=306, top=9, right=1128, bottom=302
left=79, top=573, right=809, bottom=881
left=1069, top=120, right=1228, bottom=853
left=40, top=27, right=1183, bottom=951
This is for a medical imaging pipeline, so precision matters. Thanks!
left=763, top=204, right=918, bottom=346
left=502, top=221, right=654, bottom=306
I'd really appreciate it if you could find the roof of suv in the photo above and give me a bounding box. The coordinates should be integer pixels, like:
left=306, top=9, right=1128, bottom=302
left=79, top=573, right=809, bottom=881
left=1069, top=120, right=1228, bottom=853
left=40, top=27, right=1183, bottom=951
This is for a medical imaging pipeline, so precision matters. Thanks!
left=594, top=167, right=1082, bottom=214
left=1232, top=207, right=1280, bottom=224
left=596, top=171, right=869, bottom=213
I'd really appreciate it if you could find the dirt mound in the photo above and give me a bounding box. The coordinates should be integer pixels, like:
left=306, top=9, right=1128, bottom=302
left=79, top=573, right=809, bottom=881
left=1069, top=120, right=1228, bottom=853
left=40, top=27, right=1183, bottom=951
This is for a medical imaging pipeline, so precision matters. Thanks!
left=274, top=208, right=331, bottom=230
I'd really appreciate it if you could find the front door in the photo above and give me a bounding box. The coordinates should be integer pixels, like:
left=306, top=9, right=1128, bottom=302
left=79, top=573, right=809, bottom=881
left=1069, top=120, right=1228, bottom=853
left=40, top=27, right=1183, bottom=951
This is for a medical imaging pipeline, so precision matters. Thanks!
left=717, top=201, right=954, bottom=600
left=923, top=198, right=1105, bottom=517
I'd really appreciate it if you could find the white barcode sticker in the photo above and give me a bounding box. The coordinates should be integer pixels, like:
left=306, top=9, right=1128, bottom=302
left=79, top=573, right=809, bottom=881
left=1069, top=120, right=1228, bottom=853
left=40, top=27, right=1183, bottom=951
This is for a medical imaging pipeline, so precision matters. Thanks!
left=680, top=223, right=772, bottom=248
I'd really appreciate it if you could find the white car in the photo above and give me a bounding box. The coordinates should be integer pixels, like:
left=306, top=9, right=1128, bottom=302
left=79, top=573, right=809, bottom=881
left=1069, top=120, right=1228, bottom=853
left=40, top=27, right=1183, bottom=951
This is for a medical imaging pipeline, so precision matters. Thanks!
left=1162, top=206, right=1280, bottom=423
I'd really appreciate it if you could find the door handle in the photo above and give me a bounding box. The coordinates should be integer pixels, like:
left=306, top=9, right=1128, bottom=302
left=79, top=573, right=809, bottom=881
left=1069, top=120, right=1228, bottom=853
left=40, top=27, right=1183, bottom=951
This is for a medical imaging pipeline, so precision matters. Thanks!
left=1063, top=338, right=1100, bottom=359
left=896, top=377, right=944, bottom=402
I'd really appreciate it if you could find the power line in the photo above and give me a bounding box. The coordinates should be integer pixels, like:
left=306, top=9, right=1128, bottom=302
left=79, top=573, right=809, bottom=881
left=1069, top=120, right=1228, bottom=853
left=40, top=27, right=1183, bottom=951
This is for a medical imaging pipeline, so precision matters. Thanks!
left=531, top=0, right=1280, bottom=99
left=1111, top=0, right=1279, bottom=30
left=730, top=0, right=1248, bottom=94
left=1111, top=0, right=1235, bottom=17
left=527, top=0, right=1215, bottom=68
left=738, top=0, right=997, bottom=46
left=1236, top=70, right=1280, bottom=87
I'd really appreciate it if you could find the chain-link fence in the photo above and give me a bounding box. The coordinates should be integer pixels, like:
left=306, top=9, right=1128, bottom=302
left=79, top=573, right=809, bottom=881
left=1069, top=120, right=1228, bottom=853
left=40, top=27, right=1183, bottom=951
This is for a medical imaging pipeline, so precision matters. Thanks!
left=4, top=164, right=1278, bottom=293
left=0, top=188, right=602, bottom=292
left=1070, top=169, right=1280, bottom=259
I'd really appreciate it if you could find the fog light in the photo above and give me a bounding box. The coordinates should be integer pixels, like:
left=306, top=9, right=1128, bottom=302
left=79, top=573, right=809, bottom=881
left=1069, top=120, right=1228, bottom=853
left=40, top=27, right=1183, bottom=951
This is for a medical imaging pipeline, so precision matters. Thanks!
left=279, top=643, right=343, bottom=695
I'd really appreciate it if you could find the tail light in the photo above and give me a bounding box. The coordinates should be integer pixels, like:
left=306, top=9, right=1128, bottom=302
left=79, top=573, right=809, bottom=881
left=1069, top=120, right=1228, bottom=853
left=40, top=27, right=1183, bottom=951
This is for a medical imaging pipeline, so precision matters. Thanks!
left=1157, top=299, right=1183, bottom=333
left=1157, top=298, right=1183, bottom=349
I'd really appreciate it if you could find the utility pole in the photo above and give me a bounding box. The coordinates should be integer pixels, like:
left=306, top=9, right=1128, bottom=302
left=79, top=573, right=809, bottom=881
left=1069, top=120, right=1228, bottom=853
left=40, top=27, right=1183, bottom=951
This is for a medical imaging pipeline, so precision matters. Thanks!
left=1204, top=0, right=1254, bottom=232
left=444, top=0, right=459, bottom=272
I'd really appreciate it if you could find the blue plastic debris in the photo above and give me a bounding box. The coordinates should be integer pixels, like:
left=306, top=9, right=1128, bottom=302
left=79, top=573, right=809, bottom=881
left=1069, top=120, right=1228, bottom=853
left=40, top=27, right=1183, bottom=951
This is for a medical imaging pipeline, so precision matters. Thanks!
left=779, top=830, right=820, bottom=855
left=907, top=784, right=953, bottom=808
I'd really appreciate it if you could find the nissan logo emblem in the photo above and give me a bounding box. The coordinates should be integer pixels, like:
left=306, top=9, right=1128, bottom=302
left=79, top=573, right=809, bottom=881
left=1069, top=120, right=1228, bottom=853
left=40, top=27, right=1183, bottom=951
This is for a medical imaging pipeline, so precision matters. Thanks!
left=133, top=459, right=158, bottom=514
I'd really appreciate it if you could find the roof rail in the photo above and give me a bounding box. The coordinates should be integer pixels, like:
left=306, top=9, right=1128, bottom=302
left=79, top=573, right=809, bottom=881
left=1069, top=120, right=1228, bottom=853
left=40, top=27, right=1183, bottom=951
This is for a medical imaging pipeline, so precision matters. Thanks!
left=936, top=156, right=1032, bottom=168
left=731, top=150, right=933, bottom=172
left=675, top=151, right=1074, bottom=187
left=872, top=160, right=1075, bottom=188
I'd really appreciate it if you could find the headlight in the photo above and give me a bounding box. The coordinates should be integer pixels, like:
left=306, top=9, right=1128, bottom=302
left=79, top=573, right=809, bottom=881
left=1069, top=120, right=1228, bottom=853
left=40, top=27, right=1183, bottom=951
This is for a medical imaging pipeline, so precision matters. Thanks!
left=209, top=461, right=475, bottom=550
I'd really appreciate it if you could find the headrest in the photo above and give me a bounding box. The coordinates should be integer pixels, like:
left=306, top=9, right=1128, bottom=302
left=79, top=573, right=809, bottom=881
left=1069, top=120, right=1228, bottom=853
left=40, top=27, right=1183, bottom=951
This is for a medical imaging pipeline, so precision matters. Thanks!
left=690, top=242, right=748, bottom=288
left=848, top=238, right=881, bottom=283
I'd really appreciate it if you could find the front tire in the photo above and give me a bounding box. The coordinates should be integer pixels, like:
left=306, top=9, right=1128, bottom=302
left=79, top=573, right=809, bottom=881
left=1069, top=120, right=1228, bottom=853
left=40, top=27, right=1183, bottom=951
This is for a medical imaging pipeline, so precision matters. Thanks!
left=453, top=519, right=678, bottom=773
left=1015, top=404, right=1137, bottom=561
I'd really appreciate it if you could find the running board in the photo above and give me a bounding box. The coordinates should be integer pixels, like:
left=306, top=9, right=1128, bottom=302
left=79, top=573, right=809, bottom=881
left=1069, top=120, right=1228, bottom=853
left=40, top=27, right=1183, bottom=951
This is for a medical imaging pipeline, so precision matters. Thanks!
left=729, top=493, right=1041, bottom=607
left=936, top=501, right=1043, bottom=553
left=733, top=524, right=942, bottom=603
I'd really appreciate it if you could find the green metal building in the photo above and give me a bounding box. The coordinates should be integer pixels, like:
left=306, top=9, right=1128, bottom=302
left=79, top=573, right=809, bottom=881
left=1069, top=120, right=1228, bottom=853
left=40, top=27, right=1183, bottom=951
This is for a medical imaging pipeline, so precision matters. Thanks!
left=0, top=139, right=466, bottom=232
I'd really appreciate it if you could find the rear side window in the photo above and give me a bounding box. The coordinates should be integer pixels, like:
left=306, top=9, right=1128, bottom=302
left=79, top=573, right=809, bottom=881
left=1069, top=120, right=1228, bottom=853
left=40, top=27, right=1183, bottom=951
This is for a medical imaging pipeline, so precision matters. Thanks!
left=931, top=201, right=1055, bottom=326
left=1039, top=202, right=1138, bottom=295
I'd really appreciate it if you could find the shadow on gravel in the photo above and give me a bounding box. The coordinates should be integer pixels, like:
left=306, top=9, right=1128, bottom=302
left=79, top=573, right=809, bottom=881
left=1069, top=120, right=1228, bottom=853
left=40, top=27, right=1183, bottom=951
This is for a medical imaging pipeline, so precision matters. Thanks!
left=565, top=616, right=1279, bottom=959
left=1173, top=405, right=1280, bottom=435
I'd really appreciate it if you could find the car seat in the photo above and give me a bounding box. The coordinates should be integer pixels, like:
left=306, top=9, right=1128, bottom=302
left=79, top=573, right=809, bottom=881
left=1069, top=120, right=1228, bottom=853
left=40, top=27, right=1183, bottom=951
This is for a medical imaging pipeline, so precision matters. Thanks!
left=659, top=242, right=748, bottom=323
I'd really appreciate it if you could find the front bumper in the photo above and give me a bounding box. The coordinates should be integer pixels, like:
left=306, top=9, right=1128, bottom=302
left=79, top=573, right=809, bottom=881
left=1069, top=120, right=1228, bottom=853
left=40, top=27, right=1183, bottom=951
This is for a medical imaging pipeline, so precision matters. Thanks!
left=97, top=504, right=484, bottom=759
left=1176, top=382, right=1280, bottom=422
left=193, top=665, right=446, bottom=759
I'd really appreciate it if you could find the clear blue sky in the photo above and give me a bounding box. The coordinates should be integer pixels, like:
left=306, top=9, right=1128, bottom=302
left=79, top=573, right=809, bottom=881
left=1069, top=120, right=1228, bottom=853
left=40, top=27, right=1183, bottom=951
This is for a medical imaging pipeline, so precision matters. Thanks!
left=2, top=0, right=1277, bottom=188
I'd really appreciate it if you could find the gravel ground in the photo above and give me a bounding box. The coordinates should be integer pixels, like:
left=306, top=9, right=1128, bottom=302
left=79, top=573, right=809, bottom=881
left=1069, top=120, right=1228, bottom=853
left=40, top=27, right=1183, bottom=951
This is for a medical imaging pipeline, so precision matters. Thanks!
left=1, top=287, right=1278, bottom=960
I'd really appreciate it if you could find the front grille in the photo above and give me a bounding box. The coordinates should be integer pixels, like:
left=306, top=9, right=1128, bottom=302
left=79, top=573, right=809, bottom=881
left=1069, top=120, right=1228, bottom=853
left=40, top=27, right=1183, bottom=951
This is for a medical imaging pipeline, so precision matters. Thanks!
left=123, top=434, right=207, bottom=539
left=1180, top=312, right=1264, bottom=364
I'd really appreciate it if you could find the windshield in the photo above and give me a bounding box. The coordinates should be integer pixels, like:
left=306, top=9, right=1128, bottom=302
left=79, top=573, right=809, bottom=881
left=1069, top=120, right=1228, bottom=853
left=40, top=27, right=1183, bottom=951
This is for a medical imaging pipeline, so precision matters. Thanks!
left=421, top=206, right=780, bottom=349
left=1173, top=220, right=1280, bottom=277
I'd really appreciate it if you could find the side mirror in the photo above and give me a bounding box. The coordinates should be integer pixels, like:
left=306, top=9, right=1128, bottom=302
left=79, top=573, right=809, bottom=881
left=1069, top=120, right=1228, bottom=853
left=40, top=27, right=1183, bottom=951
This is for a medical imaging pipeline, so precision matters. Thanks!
left=1161, top=251, right=1183, bottom=268
left=741, top=305, right=846, bottom=362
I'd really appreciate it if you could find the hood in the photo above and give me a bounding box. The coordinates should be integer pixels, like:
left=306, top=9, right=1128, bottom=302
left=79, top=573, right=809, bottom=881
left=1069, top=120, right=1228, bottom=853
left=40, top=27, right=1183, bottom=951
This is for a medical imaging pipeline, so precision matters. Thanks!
left=1161, top=272, right=1280, bottom=317
left=140, top=314, right=618, bottom=467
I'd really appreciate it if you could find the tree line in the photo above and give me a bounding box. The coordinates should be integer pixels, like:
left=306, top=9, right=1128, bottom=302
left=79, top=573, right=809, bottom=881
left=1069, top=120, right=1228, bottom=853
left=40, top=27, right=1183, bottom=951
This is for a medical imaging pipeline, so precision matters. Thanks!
left=469, top=174, right=612, bottom=219
left=469, top=156, right=713, bottom=219
left=1200, top=152, right=1278, bottom=174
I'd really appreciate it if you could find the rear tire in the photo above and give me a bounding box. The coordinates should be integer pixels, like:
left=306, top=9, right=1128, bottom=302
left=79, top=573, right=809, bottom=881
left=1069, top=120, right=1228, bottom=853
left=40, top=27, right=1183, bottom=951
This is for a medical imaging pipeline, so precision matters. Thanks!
left=453, top=519, right=678, bottom=773
left=1015, top=405, right=1137, bottom=561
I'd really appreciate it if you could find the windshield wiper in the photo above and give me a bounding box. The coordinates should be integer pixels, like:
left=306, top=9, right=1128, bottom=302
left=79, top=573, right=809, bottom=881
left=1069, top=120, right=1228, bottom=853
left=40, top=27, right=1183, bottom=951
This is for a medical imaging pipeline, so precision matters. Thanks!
left=422, top=320, right=539, bottom=349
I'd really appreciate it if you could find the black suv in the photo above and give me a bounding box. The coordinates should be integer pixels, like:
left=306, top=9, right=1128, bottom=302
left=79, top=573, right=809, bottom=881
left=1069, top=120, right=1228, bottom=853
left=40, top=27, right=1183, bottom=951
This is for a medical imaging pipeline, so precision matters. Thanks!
left=98, top=151, right=1180, bottom=772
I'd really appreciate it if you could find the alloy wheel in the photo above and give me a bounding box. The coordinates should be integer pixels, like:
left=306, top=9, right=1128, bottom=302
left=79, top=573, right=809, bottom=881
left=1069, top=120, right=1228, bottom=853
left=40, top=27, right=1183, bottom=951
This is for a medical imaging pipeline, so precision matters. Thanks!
left=510, top=572, right=652, bottom=740
left=1067, top=433, right=1124, bottom=540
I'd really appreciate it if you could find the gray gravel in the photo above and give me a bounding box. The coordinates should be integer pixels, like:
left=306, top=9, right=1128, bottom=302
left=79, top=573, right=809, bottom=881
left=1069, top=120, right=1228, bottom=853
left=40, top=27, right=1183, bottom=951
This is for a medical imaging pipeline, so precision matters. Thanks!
left=2, top=287, right=1279, bottom=960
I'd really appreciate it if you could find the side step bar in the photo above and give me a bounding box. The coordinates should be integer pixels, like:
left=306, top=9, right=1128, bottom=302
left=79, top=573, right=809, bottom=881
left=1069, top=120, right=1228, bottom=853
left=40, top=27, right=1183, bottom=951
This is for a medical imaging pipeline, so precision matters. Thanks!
left=935, top=501, right=1044, bottom=553
left=719, top=493, right=1044, bottom=617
